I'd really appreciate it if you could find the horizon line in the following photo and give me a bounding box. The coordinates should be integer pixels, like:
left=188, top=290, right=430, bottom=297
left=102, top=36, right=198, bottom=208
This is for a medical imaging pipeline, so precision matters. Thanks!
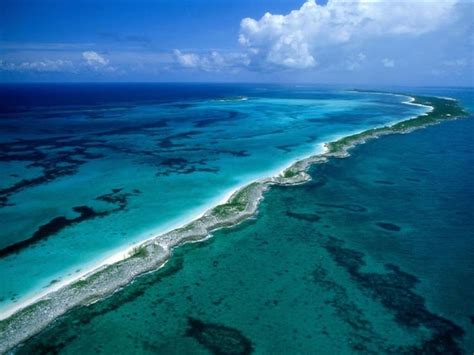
left=0, top=82, right=473, bottom=89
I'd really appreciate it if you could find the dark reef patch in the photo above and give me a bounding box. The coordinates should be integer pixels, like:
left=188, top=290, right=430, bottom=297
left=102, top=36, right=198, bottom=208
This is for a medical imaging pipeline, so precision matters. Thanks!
left=322, top=236, right=465, bottom=354
left=405, top=177, right=422, bottom=182
left=0, top=136, right=109, bottom=208
left=186, top=317, right=253, bottom=355
left=0, top=164, right=78, bottom=208
left=161, top=157, right=189, bottom=167
left=95, top=188, right=139, bottom=211
left=17, top=337, right=78, bottom=355
left=0, top=189, right=140, bottom=258
left=375, top=222, right=401, bottom=232
left=92, top=120, right=168, bottom=137
left=154, top=156, right=220, bottom=176
left=310, top=264, right=382, bottom=351
left=0, top=206, right=106, bottom=258
left=158, top=138, right=182, bottom=149
left=165, top=130, right=202, bottom=141
left=276, top=143, right=298, bottom=153
left=410, top=167, right=430, bottom=173
left=374, top=180, right=395, bottom=185
left=193, top=110, right=244, bottom=128
left=315, top=202, right=368, bottom=213
left=157, top=130, right=203, bottom=149
left=224, top=150, right=250, bottom=157
left=285, top=211, right=321, bottom=222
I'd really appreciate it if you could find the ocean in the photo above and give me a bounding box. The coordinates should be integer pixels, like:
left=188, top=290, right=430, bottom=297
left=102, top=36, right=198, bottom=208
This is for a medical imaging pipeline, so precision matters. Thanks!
left=1, top=85, right=473, bottom=353
left=0, top=84, right=428, bottom=314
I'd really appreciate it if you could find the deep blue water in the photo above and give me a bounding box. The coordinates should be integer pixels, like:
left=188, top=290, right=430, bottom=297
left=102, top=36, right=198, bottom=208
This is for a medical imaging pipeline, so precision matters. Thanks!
left=0, top=84, right=428, bottom=313
left=10, top=87, right=474, bottom=354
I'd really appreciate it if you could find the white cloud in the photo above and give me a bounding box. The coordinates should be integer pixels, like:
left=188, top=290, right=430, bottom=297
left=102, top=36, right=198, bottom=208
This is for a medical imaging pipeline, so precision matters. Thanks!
left=0, top=59, right=74, bottom=72
left=173, top=50, right=200, bottom=68
left=173, top=49, right=249, bottom=72
left=82, top=51, right=109, bottom=67
left=81, top=51, right=117, bottom=72
left=239, top=0, right=458, bottom=69
left=1, top=51, right=117, bottom=74
left=382, top=58, right=395, bottom=68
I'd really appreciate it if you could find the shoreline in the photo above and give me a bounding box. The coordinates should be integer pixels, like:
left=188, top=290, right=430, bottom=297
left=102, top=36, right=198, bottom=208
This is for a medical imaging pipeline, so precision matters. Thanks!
left=0, top=144, right=326, bottom=323
left=0, top=182, right=247, bottom=321
left=0, top=91, right=424, bottom=321
left=0, top=92, right=469, bottom=353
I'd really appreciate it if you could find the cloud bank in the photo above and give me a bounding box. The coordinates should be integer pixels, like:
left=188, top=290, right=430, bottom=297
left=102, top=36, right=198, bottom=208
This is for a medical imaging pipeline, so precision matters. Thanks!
left=0, top=51, right=115, bottom=74
left=0, top=59, right=74, bottom=73
left=173, top=49, right=249, bottom=72
left=238, top=0, right=458, bottom=69
left=1, top=0, right=471, bottom=85
left=82, top=51, right=109, bottom=66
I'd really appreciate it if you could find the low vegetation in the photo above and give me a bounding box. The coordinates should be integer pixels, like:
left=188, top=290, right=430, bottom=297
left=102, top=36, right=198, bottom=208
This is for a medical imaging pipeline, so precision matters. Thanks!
left=212, top=183, right=257, bottom=218
left=283, top=169, right=297, bottom=178
left=327, top=95, right=468, bottom=154
left=129, top=245, right=149, bottom=259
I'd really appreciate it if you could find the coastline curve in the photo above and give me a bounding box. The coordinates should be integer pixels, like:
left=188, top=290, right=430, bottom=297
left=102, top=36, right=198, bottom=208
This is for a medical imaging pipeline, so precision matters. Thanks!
left=0, top=92, right=469, bottom=353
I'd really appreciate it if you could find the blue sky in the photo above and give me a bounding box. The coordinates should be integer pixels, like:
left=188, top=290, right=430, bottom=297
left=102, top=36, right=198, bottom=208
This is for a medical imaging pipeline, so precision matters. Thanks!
left=1, top=0, right=473, bottom=85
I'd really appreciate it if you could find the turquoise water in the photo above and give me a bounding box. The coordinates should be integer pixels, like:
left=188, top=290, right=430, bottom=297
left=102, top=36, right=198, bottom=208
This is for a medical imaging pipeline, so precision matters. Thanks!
left=16, top=88, right=473, bottom=353
left=0, top=85, right=427, bottom=313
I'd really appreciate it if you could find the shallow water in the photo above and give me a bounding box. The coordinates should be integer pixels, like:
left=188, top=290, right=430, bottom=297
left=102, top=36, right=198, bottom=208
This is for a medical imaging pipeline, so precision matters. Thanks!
left=16, top=89, right=474, bottom=354
left=0, top=84, right=427, bottom=312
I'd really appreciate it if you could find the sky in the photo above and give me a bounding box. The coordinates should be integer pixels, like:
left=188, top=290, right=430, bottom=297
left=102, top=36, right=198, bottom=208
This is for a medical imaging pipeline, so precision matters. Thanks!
left=1, top=0, right=473, bottom=85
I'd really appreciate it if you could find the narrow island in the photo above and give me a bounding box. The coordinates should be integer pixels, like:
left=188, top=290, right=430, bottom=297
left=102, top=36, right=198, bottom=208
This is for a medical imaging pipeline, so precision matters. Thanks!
left=0, top=92, right=469, bottom=353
